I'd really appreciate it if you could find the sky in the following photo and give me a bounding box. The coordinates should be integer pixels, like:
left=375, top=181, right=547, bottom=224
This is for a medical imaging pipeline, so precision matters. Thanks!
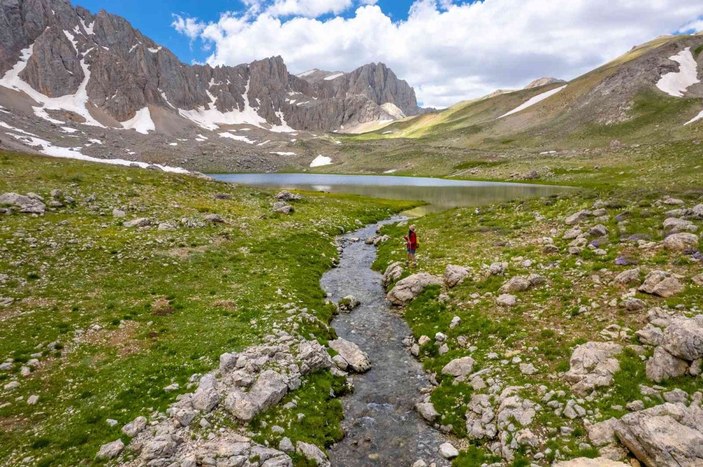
left=74, top=0, right=703, bottom=108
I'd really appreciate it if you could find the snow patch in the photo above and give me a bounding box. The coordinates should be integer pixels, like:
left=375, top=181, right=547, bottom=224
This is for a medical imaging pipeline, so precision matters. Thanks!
left=685, top=109, right=703, bottom=126
left=148, top=47, right=162, bottom=53
left=0, top=121, right=37, bottom=136
left=0, top=44, right=105, bottom=127
left=270, top=151, right=296, bottom=156
left=297, top=69, right=316, bottom=77
left=219, top=132, right=255, bottom=144
left=499, top=85, right=567, bottom=119
left=61, top=126, right=79, bottom=134
left=656, top=48, right=700, bottom=98
left=310, top=155, right=332, bottom=167
left=324, top=73, right=344, bottom=81
left=383, top=169, right=397, bottom=174
left=121, top=107, right=155, bottom=134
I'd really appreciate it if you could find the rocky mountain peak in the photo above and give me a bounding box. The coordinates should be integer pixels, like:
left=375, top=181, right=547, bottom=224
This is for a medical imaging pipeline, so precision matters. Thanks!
left=524, top=77, right=566, bottom=89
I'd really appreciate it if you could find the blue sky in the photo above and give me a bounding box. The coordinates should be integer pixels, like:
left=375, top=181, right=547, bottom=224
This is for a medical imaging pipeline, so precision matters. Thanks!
left=71, top=0, right=703, bottom=107
left=73, top=0, right=418, bottom=65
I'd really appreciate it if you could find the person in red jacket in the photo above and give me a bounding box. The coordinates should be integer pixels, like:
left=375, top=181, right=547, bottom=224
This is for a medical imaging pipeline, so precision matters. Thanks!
left=404, top=224, right=419, bottom=268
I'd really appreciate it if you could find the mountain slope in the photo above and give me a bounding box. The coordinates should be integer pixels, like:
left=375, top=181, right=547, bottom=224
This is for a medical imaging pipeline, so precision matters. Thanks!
left=0, top=0, right=422, bottom=168
left=354, top=34, right=703, bottom=149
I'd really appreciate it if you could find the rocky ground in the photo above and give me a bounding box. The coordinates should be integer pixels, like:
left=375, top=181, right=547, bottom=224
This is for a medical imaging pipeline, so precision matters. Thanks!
left=375, top=188, right=703, bottom=466
left=0, top=151, right=414, bottom=466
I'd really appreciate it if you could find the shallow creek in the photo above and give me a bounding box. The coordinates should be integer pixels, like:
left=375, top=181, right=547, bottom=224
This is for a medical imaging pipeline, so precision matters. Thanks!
left=321, top=219, right=450, bottom=466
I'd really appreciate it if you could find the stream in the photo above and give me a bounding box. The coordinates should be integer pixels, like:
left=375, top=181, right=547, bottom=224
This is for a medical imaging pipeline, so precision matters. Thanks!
left=321, top=219, right=451, bottom=467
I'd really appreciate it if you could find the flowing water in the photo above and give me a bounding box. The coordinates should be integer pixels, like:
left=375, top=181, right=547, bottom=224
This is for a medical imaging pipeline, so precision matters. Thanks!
left=320, top=220, right=450, bottom=467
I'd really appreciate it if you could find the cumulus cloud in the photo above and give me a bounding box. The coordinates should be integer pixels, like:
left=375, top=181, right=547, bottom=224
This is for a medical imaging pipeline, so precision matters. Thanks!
left=173, top=0, right=703, bottom=107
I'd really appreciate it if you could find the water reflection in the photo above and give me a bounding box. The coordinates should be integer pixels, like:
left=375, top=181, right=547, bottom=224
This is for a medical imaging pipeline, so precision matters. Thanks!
left=211, top=173, right=573, bottom=215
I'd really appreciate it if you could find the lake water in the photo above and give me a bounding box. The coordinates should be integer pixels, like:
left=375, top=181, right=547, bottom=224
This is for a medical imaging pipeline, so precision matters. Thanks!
left=211, top=173, right=573, bottom=215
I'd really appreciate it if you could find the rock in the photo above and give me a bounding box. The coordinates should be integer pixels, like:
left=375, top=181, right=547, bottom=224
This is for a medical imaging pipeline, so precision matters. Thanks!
left=272, top=202, right=294, bottom=214
left=439, top=442, right=459, bottom=459
left=441, top=356, right=475, bottom=380
left=496, top=294, right=517, bottom=307
left=553, top=458, right=628, bottom=467
left=157, top=222, right=176, bottom=231
left=565, top=210, right=592, bottom=225
left=444, top=264, right=469, bottom=288
left=586, top=418, right=620, bottom=446
left=693, top=274, right=703, bottom=286
left=563, top=227, right=583, bottom=240
left=624, top=298, right=646, bottom=313
left=337, top=295, right=360, bottom=312
left=220, top=353, right=238, bottom=373
left=204, top=213, right=225, bottom=223
left=0, top=193, right=46, bottom=214
left=639, top=271, right=684, bottom=298
left=565, top=342, right=623, bottom=395
left=499, top=276, right=532, bottom=293
left=663, top=389, right=688, bottom=404
left=96, top=439, right=124, bottom=460
left=386, top=273, right=443, bottom=306
left=112, top=208, right=126, bottom=218
left=26, top=394, right=39, bottom=405
left=614, top=268, right=641, bottom=286
left=663, top=218, right=697, bottom=234
left=382, top=262, right=404, bottom=286
left=416, top=401, right=439, bottom=422
left=450, top=316, right=461, bottom=329
left=614, top=402, right=703, bottom=467
left=520, top=363, right=537, bottom=375
left=122, top=416, right=147, bottom=437
left=636, top=324, right=666, bottom=346
left=143, top=435, right=177, bottom=460
left=646, top=347, right=689, bottom=383
left=661, top=316, right=703, bottom=361
left=276, top=191, right=301, bottom=201
left=123, top=217, right=151, bottom=228
left=296, top=442, right=330, bottom=466
left=329, top=338, right=371, bottom=373
left=663, top=233, right=699, bottom=252
left=225, top=370, right=289, bottom=421
left=488, top=262, right=508, bottom=275
left=279, top=437, right=294, bottom=452
left=192, top=373, right=220, bottom=412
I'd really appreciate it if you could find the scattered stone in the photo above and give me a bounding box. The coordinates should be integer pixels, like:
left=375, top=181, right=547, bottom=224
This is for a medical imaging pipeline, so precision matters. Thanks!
left=663, top=233, right=699, bottom=252
left=26, top=395, right=39, bottom=405
left=204, top=213, right=225, bottom=223
left=565, top=210, right=592, bottom=225
left=382, top=262, right=404, bottom=287
left=279, top=437, right=294, bottom=452
left=0, top=193, right=46, bottom=214
left=272, top=202, right=294, bottom=214
left=112, top=208, right=126, bottom=218
left=386, top=273, right=443, bottom=306
left=663, top=218, right=697, bottom=234
left=296, top=442, right=330, bottom=466
left=496, top=294, right=517, bottom=307
left=565, top=342, right=623, bottom=395
left=123, top=217, right=151, bottom=228
left=328, top=338, right=371, bottom=373
left=645, top=347, right=689, bottom=383
left=488, top=262, right=508, bottom=276
left=416, top=402, right=439, bottom=423
left=499, top=276, right=532, bottom=293
left=96, top=439, right=124, bottom=460
left=614, top=268, right=640, bottom=286
left=441, top=356, right=475, bottom=381
left=122, top=416, right=147, bottom=437
left=623, top=298, right=646, bottom=313
left=520, top=363, right=537, bottom=375
left=444, top=264, right=470, bottom=288
left=337, top=295, right=360, bottom=312
left=553, top=458, right=628, bottom=467
left=276, top=191, right=301, bottom=201
left=439, top=442, right=459, bottom=459
left=638, top=271, right=684, bottom=298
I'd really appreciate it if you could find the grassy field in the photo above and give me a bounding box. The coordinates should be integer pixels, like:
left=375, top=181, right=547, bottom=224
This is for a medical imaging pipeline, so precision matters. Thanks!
left=374, top=177, right=703, bottom=464
left=0, top=152, right=415, bottom=466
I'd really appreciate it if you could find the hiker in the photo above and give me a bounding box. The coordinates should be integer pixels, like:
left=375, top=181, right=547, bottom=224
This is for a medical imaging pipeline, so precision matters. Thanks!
left=404, top=224, right=419, bottom=268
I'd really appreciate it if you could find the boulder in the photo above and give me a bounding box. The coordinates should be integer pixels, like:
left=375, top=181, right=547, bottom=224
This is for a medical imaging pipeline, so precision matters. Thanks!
left=645, top=347, right=689, bottom=383
left=441, top=356, right=475, bottom=380
left=225, top=370, right=288, bottom=421
left=96, top=439, right=124, bottom=460
left=337, top=295, right=360, bottom=312
left=439, top=442, right=459, bottom=459
left=382, top=262, right=404, bottom=286
left=122, top=416, right=147, bottom=437
left=663, top=218, right=697, bottom=234
left=276, top=191, right=301, bottom=201
left=296, top=442, right=330, bottom=466
left=663, top=233, right=699, bottom=252
left=386, top=273, right=443, bottom=306
left=123, top=217, right=151, bottom=228
left=661, top=316, right=703, bottom=361
left=328, top=338, right=371, bottom=373
left=565, top=342, right=622, bottom=395
left=272, top=202, right=294, bottom=214
left=488, top=262, right=508, bottom=275
left=444, top=264, right=469, bottom=288
left=639, top=271, right=684, bottom=298
left=499, top=276, right=532, bottom=293
left=586, top=418, right=620, bottom=446
left=0, top=192, right=46, bottom=214
left=565, top=210, right=592, bottom=225
left=204, top=213, right=225, bottom=223
left=614, top=402, right=703, bottom=467
left=416, top=401, right=439, bottom=422
left=192, top=373, right=220, bottom=412
left=496, top=294, right=517, bottom=307
left=613, top=268, right=640, bottom=286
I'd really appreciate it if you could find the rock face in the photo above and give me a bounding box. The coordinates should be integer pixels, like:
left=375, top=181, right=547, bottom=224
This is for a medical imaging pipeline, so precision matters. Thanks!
left=565, top=342, right=623, bottom=395
left=0, top=0, right=420, bottom=133
left=386, top=273, right=443, bottom=306
left=614, top=401, right=703, bottom=467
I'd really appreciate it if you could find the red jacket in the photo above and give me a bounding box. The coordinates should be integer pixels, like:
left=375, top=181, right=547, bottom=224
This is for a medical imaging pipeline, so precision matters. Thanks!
left=405, top=231, right=418, bottom=249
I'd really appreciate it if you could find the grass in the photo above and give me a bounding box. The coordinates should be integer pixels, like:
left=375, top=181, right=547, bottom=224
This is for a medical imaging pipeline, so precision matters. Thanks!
left=0, top=151, right=415, bottom=465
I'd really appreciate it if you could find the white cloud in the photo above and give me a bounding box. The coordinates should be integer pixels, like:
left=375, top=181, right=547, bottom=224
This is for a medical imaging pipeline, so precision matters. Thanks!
left=174, top=0, right=703, bottom=108
left=171, top=15, right=206, bottom=40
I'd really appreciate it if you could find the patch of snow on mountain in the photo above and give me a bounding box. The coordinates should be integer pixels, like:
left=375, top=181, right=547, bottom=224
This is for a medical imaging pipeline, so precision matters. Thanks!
left=148, top=47, right=162, bottom=53
left=324, top=73, right=344, bottom=81
left=0, top=121, right=37, bottom=136
left=656, top=48, right=699, bottom=97
left=269, top=110, right=295, bottom=133
left=297, top=69, right=317, bottom=77
left=122, top=107, right=155, bottom=134
left=219, top=132, right=255, bottom=144
left=80, top=18, right=95, bottom=36
left=310, top=155, right=332, bottom=167
left=270, top=151, right=296, bottom=156
left=381, top=102, right=406, bottom=119
left=499, top=85, right=567, bottom=119
left=0, top=45, right=105, bottom=127
left=178, top=78, right=267, bottom=131
left=685, top=109, right=703, bottom=126
left=61, top=127, right=78, bottom=133
left=257, top=140, right=270, bottom=146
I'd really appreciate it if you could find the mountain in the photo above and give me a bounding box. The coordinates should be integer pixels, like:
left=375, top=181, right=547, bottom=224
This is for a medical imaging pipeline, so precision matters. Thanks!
left=0, top=0, right=420, bottom=171
left=352, top=34, right=703, bottom=148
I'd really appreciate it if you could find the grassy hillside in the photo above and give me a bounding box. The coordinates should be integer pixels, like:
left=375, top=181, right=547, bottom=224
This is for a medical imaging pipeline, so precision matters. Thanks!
left=0, top=152, right=414, bottom=466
